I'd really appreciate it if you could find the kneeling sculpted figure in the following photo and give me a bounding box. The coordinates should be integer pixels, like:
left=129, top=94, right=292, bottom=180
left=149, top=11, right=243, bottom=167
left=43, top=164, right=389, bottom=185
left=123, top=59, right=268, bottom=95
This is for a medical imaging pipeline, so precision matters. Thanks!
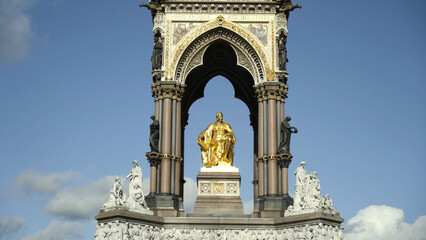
left=197, top=112, right=236, bottom=167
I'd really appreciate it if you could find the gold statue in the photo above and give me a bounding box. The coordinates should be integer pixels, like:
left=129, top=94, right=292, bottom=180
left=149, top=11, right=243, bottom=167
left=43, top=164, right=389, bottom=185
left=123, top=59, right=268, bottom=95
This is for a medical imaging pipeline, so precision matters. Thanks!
left=197, top=112, right=236, bottom=167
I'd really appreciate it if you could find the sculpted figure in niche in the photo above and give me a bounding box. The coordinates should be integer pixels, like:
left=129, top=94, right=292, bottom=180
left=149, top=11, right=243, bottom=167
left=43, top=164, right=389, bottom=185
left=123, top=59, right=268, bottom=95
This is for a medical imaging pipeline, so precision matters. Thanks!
left=151, top=34, right=163, bottom=70
left=149, top=115, right=160, bottom=153
left=278, top=32, right=288, bottom=71
left=197, top=112, right=236, bottom=167
left=124, top=160, right=147, bottom=209
left=278, top=116, right=298, bottom=154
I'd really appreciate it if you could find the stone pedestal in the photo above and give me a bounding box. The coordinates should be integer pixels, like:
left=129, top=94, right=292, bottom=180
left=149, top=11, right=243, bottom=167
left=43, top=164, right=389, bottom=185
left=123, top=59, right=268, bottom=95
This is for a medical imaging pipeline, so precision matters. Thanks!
left=193, top=166, right=245, bottom=217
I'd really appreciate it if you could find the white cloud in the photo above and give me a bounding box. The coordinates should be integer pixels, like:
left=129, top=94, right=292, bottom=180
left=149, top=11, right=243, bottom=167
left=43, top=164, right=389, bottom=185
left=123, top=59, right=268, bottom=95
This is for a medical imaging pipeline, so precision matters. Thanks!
left=345, top=205, right=426, bottom=240
left=45, top=176, right=115, bottom=219
left=183, top=177, right=197, bottom=213
left=0, top=216, right=26, bottom=239
left=0, top=0, right=37, bottom=62
left=22, top=220, right=83, bottom=240
left=43, top=174, right=150, bottom=220
left=12, top=169, right=76, bottom=194
left=243, top=199, right=253, bottom=214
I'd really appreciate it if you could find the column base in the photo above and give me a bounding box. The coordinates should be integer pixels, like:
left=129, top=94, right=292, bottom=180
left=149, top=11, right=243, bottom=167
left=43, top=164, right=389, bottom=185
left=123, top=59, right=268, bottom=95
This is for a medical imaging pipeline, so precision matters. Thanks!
left=258, top=194, right=294, bottom=218
left=250, top=197, right=263, bottom=218
left=145, top=193, right=183, bottom=217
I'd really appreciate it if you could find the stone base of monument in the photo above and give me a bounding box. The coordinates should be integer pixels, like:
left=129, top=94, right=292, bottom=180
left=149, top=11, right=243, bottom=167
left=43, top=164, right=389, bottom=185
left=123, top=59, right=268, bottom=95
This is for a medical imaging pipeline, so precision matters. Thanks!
left=253, top=194, right=294, bottom=218
left=94, top=210, right=344, bottom=239
left=192, top=166, right=245, bottom=217
left=100, top=205, right=153, bottom=215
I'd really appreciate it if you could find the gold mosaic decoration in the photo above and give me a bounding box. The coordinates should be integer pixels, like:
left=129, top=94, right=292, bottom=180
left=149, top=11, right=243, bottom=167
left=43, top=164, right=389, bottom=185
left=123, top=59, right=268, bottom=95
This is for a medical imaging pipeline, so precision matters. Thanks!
left=216, top=15, right=225, bottom=25
left=165, top=20, right=171, bottom=80
left=166, top=15, right=275, bottom=82
left=271, top=21, right=275, bottom=71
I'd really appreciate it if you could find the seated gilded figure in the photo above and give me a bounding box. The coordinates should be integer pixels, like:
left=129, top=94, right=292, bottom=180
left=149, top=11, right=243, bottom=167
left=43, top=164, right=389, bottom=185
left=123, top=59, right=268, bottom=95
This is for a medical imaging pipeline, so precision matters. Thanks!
left=197, top=112, right=236, bottom=167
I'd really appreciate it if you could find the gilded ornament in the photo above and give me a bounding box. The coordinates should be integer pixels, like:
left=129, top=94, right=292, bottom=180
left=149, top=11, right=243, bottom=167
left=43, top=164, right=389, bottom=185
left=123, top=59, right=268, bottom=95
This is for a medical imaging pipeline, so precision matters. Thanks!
left=169, top=19, right=274, bottom=82
left=213, top=183, right=224, bottom=193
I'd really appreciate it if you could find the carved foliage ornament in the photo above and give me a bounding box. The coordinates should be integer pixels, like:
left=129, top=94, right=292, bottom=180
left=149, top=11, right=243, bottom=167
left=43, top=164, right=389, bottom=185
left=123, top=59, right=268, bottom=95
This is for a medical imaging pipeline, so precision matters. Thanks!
left=255, top=83, right=288, bottom=101
left=151, top=82, right=185, bottom=101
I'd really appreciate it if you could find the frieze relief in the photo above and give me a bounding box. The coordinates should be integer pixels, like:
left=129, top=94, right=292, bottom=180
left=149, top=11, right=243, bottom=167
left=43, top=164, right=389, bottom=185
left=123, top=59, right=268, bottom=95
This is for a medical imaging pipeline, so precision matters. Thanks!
left=164, top=3, right=278, bottom=14
left=198, top=181, right=240, bottom=196
left=95, top=221, right=344, bottom=240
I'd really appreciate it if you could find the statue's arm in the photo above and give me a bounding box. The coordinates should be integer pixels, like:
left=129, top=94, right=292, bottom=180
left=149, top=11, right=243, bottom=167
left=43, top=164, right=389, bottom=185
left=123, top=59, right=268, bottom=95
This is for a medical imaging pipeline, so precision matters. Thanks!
left=225, top=124, right=236, bottom=143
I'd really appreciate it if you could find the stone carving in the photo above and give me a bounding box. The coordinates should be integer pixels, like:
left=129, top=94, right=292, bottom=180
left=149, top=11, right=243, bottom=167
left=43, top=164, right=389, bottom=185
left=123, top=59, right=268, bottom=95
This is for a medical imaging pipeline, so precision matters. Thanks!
left=234, top=47, right=256, bottom=79
left=278, top=0, right=302, bottom=17
left=278, top=32, right=288, bottom=71
left=201, top=183, right=210, bottom=193
left=102, top=177, right=125, bottom=208
left=95, top=221, right=344, bottom=240
left=124, top=160, right=148, bottom=209
left=165, top=3, right=277, bottom=14
left=149, top=115, right=160, bottom=153
left=175, top=27, right=264, bottom=84
left=227, top=183, right=237, bottom=193
left=197, top=112, right=236, bottom=167
left=278, top=116, right=298, bottom=154
left=286, top=161, right=337, bottom=216
left=184, top=46, right=206, bottom=79
left=151, top=34, right=163, bottom=70
left=293, top=161, right=308, bottom=211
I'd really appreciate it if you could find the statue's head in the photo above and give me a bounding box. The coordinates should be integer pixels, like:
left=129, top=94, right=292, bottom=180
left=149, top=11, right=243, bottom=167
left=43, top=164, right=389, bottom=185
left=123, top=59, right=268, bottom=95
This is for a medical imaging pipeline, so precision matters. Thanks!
left=115, top=177, right=120, bottom=182
left=151, top=115, right=155, bottom=120
left=312, top=171, right=317, bottom=178
left=301, top=161, right=306, bottom=166
left=216, top=112, right=223, bottom=122
left=285, top=116, right=291, bottom=122
left=132, top=160, right=139, bottom=166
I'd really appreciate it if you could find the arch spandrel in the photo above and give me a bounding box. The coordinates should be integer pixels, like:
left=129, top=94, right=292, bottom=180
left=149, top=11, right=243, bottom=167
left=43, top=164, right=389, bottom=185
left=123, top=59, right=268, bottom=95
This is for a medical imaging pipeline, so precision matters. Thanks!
left=166, top=16, right=275, bottom=84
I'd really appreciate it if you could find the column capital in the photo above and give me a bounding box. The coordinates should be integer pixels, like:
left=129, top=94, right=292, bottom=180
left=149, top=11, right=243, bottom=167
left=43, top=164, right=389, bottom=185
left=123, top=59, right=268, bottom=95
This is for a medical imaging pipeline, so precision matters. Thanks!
left=152, top=82, right=185, bottom=101
left=147, top=152, right=183, bottom=162
left=277, top=154, right=293, bottom=168
left=257, top=153, right=293, bottom=164
left=146, top=152, right=161, bottom=167
left=255, top=83, right=288, bottom=102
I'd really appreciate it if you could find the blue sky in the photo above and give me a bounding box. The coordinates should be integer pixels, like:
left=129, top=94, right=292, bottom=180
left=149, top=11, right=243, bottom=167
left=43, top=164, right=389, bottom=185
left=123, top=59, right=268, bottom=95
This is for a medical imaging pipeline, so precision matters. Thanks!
left=0, top=0, right=425, bottom=239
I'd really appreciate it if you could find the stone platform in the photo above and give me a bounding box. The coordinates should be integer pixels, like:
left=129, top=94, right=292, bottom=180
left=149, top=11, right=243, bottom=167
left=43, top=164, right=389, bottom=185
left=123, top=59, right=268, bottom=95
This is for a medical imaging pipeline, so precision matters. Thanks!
left=193, top=166, right=244, bottom=217
left=95, top=209, right=344, bottom=239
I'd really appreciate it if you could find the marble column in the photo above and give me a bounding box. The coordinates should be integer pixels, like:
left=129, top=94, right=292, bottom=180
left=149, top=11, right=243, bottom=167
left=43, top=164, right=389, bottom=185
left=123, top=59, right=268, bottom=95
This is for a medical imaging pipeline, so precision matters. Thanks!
left=150, top=159, right=158, bottom=194
left=262, top=100, right=268, bottom=195
left=281, top=159, right=291, bottom=195
left=267, top=98, right=278, bottom=195
left=174, top=101, right=182, bottom=196
left=160, top=98, right=172, bottom=194
left=257, top=101, right=264, bottom=197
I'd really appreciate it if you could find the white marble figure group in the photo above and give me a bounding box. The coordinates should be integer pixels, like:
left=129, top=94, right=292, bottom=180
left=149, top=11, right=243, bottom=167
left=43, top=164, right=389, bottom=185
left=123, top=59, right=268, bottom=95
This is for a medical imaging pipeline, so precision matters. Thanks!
left=286, top=161, right=336, bottom=216
left=102, top=160, right=148, bottom=210
left=95, top=221, right=344, bottom=240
